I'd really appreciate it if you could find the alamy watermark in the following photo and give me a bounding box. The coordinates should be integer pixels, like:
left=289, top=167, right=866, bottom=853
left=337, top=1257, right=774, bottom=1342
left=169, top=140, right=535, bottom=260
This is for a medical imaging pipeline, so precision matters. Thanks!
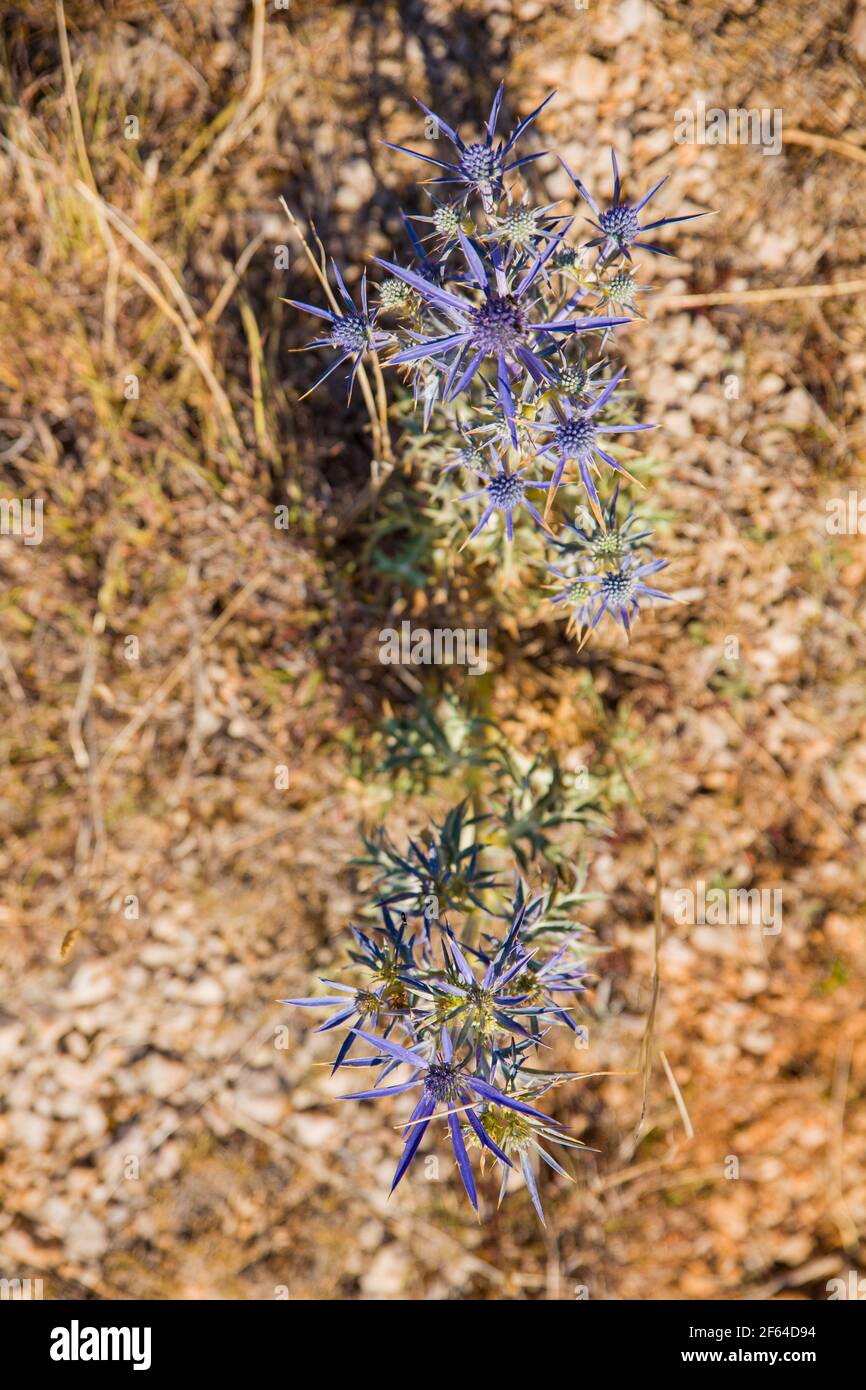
left=378, top=622, right=488, bottom=676
left=673, top=880, right=782, bottom=936
left=1, top=1276, right=44, bottom=1299
left=825, top=491, right=866, bottom=535
left=50, top=1320, right=151, bottom=1371
left=675, top=100, right=782, bottom=157
left=0, top=496, right=43, bottom=545
left=826, top=1270, right=866, bottom=1300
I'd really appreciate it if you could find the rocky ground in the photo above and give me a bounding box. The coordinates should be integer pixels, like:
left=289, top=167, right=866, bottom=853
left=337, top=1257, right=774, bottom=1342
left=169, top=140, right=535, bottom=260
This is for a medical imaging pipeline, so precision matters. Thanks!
left=1, top=0, right=864, bottom=1299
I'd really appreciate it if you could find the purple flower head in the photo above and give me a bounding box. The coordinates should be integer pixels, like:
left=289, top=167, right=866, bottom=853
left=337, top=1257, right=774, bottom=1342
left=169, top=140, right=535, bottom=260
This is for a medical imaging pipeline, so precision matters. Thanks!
left=286, top=261, right=392, bottom=401
left=278, top=980, right=400, bottom=1075
left=547, top=571, right=596, bottom=631
left=486, top=196, right=567, bottom=267
left=500, top=941, right=588, bottom=1035
left=340, top=1025, right=563, bottom=1210
left=582, top=554, right=673, bottom=636
left=417, top=926, right=533, bottom=1044
left=527, top=367, right=655, bottom=513
left=460, top=462, right=554, bottom=545
left=406, top=196, right=468, bottom=269
left=552, top=242, right=587, bottom=278
left=431, top=201, right=462, bottom=238
left=378, top=227, right=628, bottom=445
left=556, top=354, right=602, bottom=400
left=547, top=569, right=594, bottom=614
left=384, top=83, right=556, bottom=211
left=562, top=150, right=707, bottom=260
left=378, top=276, right=415, bottom=311
left=418, top=909, right=586, bottom=1050
left=443, top=422, right=492, bottom=477
left=360, top=803, right=503, bottom=919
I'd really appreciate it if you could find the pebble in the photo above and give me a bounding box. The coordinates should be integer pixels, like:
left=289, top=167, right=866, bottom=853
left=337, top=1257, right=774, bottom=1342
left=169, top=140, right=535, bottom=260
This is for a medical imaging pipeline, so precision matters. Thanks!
left=10, top=1111, right=52, bottom=1151
left=782, top=388, right=813, bottom=429
left=67, top=961, right=115, bottom=1006
left=179, top=977, right=225, bottom=1006
left=139, top=1054, right=189, bottom=1098
left=64, top=1211, right=109, bottom=1262
left=567, top=55, right=609, bottom=103
left=361, top=1244, right=409, bottom=1297
left=291, top=1111, right=340, bottom=1148
left=334, top=159, right=375, bottom=213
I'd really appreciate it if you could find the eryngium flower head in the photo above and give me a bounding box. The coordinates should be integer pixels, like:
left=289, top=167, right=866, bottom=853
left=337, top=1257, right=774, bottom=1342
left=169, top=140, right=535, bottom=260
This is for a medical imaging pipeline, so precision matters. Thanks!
left=379, top=276, right=413, bottom=310
left=340, top=1026, right=561, bottom=1210
left=433, top=203, right=461, bottom=235
left=558, top=362, right=588, bottom=396
left=562, top=149, right=707, bottom=259
left=487, top=198, right=563, bottom=254
left=469, top=294, right=529, bottom=351
left=344, top=908, right=417, bottom=1009
left=598, top=268, right=652, bottom=317
left=417, top=916, right=586, bottom=1050
left=553, top=243, right=586, bottom=275
left=383, top=84, right=556, bottom=209
left=554, top=353, right=607, bottom=406
left=548, top=571, right=594, bottom=613
left=405, top=198, right=468, bottom=266
left=552, top=483, right=653, bottom=565
left=557, top=414, right=598, bottom=457
left=378, top=227, right=628, bottom=445
left=581, top=555, right=673, bottom=635
left=442, top=424, right=492, bottom=477
left=358, top=802, right=502, bottom=918
left=278, top=980, right=399, bottom=1074
left=330, top=312, right=370, bottom=352
left=493, top=205, right=539, bottom=245
left=286, top=261, right=391, bottom=400
left=460, top=464, right=553, bottom=544
left=466, top=1100, right=588, bottom=1225
left=529, top=368, right=655, bottom=510
left=607, top=269, right=636, bottom=303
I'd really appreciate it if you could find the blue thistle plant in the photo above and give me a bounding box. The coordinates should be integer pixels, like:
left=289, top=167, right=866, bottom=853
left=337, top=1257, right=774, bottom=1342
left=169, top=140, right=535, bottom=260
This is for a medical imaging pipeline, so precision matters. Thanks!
left=279, top=85, right=705, bottom=1226
left=384, top=83, right=556, bottom=211
left=378, top=226, right=628, bottom=447
left=546, top=486, right=671, bottom=639
left=285, top=86, right=704, bottom=648
left=286, top=261, right=391, bottom=400
left=562, top=149, right=707, bottom=260
left=581, top=554, right=673, bottom=636
left=283, top=809, right=597, bottom=1222
left=526, top=367, right=655, bottom=512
